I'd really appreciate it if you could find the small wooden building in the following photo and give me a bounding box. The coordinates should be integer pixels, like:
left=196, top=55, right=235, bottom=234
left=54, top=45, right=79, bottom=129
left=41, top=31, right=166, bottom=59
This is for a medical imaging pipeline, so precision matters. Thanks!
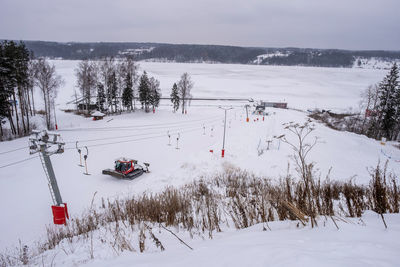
left=259, top=101, right=288, bottom=109
left=92, top=111, right=105, bottom=121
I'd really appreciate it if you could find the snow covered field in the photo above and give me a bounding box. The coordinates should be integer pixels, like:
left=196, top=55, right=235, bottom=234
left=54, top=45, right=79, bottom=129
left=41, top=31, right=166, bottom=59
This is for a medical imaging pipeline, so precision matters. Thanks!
left=54, top=60, right=388, bottom=112
left=1, top=61, right=399, bottom=266
left=83, top=212, right=400, bottom=267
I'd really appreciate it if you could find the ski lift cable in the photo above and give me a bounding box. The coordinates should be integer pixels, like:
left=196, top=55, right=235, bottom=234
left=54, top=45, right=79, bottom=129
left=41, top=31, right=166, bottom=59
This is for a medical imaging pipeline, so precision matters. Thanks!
left=58, top=115, right=222, bottom=132
left=0, top=155, right=39, bottom=169
left=0, top=119, right=220, bottom=169
left=60, top=116, right=216, bottom=131
left=65, top=127, right=197, bottom=150
left=59, top=116, right=221, bottom=132
left=81, top=127, right=203, bottom=149
left=62, top=116, right=222, bottom=136
left=63, top=117, right=222, bottom=144
left=0, top=146, right=28, bottom=155
left=0, top=117, right=223, bottom=155
left=66, top=121, right=216, bottom=150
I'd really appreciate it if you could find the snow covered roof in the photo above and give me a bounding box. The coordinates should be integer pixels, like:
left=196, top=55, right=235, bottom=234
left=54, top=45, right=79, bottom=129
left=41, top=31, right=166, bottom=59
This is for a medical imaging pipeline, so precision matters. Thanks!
left=92, top=111, right=105, bottom=117
left=115, top=157, right=136, bottom=163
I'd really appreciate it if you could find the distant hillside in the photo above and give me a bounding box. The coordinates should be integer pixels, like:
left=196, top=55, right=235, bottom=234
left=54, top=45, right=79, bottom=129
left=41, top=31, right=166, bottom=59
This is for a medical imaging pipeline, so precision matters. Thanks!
left=6, top=40, right=400, bottom=68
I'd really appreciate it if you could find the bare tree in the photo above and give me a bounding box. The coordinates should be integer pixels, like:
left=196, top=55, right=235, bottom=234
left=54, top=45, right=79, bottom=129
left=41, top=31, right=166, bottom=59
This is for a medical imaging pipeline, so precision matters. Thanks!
left=177, top=73, right=193, bottom=114
left=359, top=84, right=380, bottom=132
left=75, top=59, right=97, bottom=114
left=99, top=57, right=115, bottom=112
left=33, top=58, right=63, bottom=130
left=26, top=60, right=36, bottom=116
left=357, top=84, right=381, bottom=138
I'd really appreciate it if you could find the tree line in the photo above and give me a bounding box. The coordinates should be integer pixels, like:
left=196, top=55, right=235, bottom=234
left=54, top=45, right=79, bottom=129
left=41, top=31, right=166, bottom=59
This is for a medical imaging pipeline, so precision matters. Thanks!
left=260, top=50, right=354, bottom=68
left=360, top=63, right=400, bottom=141
left=74, top=57, right=162, bottom=113
left=75, top=57, right=195, bottom=115
left=317, top=63, right=400, bottom=141
left=0, top=41, right=63, bottom=140
left=22, top=40, right=400, bottom=68
left=170, top=73, right=194, bottom=114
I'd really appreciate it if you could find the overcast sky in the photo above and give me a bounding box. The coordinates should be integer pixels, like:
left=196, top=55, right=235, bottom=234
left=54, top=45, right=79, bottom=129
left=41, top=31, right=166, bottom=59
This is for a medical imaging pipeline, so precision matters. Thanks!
left=1, top=0, right=399, bottom=50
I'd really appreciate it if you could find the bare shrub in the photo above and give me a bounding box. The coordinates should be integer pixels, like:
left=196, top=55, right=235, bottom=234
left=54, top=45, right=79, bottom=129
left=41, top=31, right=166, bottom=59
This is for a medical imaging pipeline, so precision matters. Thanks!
left=370, top=162, right=389, bottom=214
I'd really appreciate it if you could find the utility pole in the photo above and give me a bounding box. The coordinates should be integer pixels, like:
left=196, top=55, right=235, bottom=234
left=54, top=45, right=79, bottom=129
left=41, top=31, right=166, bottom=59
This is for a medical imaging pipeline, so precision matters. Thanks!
left=219, top=106, right=233, bottom=158
left=29, top=130, right=69, bottom=225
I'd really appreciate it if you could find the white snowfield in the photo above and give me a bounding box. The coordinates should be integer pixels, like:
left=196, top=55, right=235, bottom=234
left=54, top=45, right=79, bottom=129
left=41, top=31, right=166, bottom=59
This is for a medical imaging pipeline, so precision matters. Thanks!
left=83, top=212, right=399, bottom=267
left=0, top=61, right=399, bottom=266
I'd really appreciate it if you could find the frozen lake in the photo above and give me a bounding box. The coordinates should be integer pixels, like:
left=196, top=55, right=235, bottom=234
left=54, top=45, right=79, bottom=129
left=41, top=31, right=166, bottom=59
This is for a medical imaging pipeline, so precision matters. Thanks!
left=53, top=60, right=387, bottom=112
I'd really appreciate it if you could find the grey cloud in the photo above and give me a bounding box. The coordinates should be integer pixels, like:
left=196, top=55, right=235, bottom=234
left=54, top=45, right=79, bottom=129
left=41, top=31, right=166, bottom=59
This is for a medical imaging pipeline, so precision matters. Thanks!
left=0, top=0, right=399, bottom=50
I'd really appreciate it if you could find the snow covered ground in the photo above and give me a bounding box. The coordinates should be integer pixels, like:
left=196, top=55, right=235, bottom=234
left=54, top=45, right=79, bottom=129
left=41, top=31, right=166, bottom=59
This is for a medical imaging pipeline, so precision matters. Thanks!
left=82, top=211, right=400, bottom=267
left=0, top=61, right=399, bottom=266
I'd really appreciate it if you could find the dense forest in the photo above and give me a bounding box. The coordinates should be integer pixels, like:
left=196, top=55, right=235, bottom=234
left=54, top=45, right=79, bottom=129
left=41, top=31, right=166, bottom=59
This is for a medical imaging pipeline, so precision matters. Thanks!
left=259, top=49, right=354, bottom=67
left=5, top=40, right=400, bottom=68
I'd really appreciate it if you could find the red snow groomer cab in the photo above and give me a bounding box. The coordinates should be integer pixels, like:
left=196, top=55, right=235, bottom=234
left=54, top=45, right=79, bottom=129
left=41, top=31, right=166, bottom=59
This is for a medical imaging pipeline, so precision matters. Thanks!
left=102, top=157, right=149, bottom=180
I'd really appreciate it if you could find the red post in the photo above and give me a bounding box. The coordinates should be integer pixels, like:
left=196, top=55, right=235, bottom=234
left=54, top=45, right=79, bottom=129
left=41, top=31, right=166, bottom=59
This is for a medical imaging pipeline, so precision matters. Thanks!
left=153, top=108, right=155, bottom=113
left=221, top=149, right=225, bottom=158
left=55, top=124, right=58, bottom=130
left=263, top=117, right=264, bottom=121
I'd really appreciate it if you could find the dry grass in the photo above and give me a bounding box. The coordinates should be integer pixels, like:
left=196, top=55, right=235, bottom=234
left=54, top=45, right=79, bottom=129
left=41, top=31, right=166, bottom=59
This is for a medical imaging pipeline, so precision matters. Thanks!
left=1, top=163, right=399, bottom=266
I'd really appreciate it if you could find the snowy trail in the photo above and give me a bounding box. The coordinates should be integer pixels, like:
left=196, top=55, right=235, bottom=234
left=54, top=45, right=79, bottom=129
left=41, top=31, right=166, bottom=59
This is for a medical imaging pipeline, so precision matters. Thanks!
left=0, top=108, right=229, bottom=250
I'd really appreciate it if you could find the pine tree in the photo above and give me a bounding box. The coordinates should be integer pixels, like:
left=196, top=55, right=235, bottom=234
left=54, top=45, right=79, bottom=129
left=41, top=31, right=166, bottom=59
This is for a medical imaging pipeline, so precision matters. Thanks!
left=138, top=71, right=150, bottom=112
left=122, top=71, right=133, bottom=110
left=149, top=77, right=161, bottom=110
left=394, top=65, right=400, bottom=140
left=378, top=63, right=399, bottom=140
left=170, top=83, right=180, bottom=112
left=118, top=56, right=139, bottom=110
left=0, top=42, right=13, bottom=137
left=0, top=71, right=12, bottom=138
left=0, top=40, right=34, bottom=137
left=2, top=41, right=20, bottom=135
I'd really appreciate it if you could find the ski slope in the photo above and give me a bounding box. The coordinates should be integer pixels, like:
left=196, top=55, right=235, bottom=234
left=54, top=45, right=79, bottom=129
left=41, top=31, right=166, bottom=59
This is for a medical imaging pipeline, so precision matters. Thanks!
left=0, top=61, right=399, bottom=265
